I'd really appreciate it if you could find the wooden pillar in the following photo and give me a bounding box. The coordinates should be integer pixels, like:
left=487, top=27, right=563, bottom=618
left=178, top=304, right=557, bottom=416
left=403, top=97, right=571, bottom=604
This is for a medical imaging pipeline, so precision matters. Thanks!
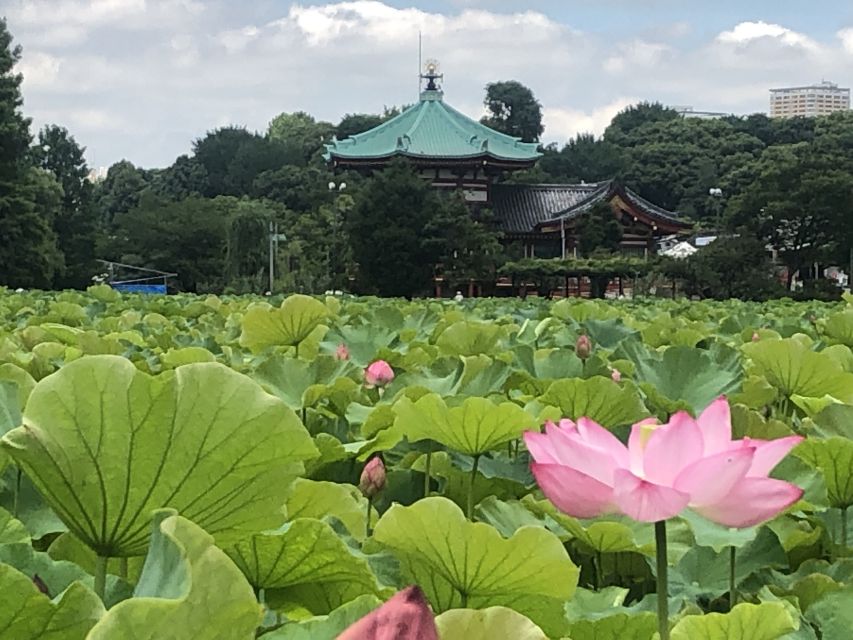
left=467, top=279, right=475, bottom=298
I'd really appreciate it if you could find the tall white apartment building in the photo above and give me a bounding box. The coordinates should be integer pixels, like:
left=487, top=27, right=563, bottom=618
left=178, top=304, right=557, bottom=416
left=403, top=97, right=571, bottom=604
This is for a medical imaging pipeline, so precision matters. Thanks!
left=770, top=81, right=850, bottom=118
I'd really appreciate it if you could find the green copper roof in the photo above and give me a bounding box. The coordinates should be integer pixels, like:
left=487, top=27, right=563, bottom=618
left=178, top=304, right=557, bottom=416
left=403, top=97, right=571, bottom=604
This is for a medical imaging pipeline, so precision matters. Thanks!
left=324, top=89, right=541, bottom=163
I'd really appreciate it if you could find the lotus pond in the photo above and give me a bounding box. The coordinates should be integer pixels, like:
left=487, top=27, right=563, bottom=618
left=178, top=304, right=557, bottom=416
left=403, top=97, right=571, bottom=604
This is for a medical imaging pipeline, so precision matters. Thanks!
left=1, top=286, right=853, bottom=639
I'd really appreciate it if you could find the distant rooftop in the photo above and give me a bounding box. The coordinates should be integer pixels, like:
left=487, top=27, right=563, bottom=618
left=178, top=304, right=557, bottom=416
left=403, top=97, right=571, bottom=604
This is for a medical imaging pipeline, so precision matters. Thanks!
left=770, top=80, right=850, bottom=92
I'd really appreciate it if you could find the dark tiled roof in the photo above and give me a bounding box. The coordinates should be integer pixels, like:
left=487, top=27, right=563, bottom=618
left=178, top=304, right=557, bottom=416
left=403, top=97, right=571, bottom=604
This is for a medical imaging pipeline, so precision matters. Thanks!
left=491, top=183, right=601, bottom=232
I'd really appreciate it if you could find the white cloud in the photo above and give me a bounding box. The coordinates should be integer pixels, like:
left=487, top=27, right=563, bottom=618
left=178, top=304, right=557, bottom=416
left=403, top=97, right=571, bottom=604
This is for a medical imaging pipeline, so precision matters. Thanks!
left=604, top=40, right=672, bottom=74
left=717, top=21, right=818, bottom=50
left=17, top=52, right=62, bottom=89
left=544, top=98, right=637, bottom=140
left=839, top=28, right=853, bottom=55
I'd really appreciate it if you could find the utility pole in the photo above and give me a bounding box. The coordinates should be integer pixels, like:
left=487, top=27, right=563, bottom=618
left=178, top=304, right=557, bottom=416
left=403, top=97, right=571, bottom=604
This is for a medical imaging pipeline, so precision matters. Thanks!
left=560, top=217, right=566, bottom=259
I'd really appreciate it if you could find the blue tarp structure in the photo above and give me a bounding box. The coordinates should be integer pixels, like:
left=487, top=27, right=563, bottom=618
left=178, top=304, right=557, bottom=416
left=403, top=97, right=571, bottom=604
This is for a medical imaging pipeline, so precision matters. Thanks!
left=112, top=283, right=167, bottom=294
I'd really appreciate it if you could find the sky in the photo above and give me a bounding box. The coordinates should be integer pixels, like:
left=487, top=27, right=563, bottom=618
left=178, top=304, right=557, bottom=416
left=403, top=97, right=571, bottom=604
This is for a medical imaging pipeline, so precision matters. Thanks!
left=5, top=0, right=853, bottom=169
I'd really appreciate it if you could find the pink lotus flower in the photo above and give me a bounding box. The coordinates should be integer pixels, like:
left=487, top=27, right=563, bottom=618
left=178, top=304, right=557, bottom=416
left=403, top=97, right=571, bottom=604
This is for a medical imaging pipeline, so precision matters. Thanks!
left=525, top=398, right=803, bottom=527
left=365, top=360, right=394, bottom=387
left=575, top=334, right=592, bottom=360
left=338, top=586, right=439, bottom=640
left=335, top=343, right=350, bottom=360
left=359, top=456, right=386, bottom=498
left=751, top=332, right=760, bottom=342
left=610, top=367, right=622, bottom=382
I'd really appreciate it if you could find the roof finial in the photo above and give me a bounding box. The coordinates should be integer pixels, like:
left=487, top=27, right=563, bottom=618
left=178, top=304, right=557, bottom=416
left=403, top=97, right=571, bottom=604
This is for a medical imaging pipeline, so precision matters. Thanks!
left=421, top=59, right=443, bottom=92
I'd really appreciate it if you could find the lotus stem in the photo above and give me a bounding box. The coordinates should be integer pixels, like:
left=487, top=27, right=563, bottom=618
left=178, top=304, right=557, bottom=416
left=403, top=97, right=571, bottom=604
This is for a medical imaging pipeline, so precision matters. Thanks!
left=729, top=546, right=737, bottom=610
left=842, top=507, right=848, bottom=549
left=466, top=455, right=480, bottom=521
left=593, top=551, right=603, bottom=590
left=424, top=451, right=431, bottom=498
left=94, top=555, right=107, bottom=601
left=13, top=467, right=21, bottom=518
left=654, top=520, right=670, bottom=640
left=365, top=497, right=372, bottom=539
left=119, top=557, right=128, bottom=581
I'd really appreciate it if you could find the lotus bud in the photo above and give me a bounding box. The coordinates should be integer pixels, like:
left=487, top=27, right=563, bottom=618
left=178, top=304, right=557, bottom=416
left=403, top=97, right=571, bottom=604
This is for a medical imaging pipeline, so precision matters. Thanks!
left=575, top=334, right=592, bottom=360
left=359, top=456, right=386, bottom=499
left=335, top=343, right=350, bottom=360
left=338, top=585, right=439, bottom=640
left=610, top=367, right=622, bottom=382
left=32, top=574, right=50, bottom=596
left=365, top=360, right=394, bottom=387
left=751, top=331, right=760, bottom=342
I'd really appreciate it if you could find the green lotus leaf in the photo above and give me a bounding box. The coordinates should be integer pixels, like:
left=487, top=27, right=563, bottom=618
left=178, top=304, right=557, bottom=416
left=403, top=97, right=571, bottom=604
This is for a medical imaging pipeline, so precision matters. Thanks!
left=86, top=511, right=262, bottom=640
left=730, top=375, right=778, bottom=409
left=372, top=496, right=578, bottom=637
left=253, top=354, right=353, bottom=411
left=584, top=318, right=639, bottom=348
left=804, top=586, right=853, bottom=637
left=669, top=602, right=797, bottom=640
left=564, top=586, right=630, bottom=620
left=790, top=394, right=843, bottom=419
left=0, top=564, right=104, bottom=640
left=0, top=466, right=67, bottom=539
left=824, top=310, right=853, bottom=347
left=787, top=573, right=843, bottom=613
left=0, top=380, right=21, bottom=473
left=435, top=321, right=503, bottom=357
left=0, top=506, right=28, bottom=544
left=670, top=528, right=787, bottom=600
left=257, top=595, right=382, bottom=639
left=822, top=344, right=853, bottom=372
left=678, top=510, right=759, bottom=552
left=1, top=356, right=317, bottom=556
left=538, top=377, right=648, bottom=427
left=810, top=403, right=853, bottom=439
left=48, top=532, right=145, bottom=585
left=321, top=323, right=398, bottom=367
left=240, top=295, right=329, bottom=352
left=622, top=343, right=742, bottom=415
left=159, top=347, right=216, bottom=369
left=567, top=612, right=657, bottom=640
left=795, top=438, right=853, bottom=509
left=435, top=607, right=549, bottom=640
left=0, top=363, right=35, bottom=409
left=743, top=338, right=853, bottom=402
left=474, top=496, right=567, bottom=540
left=283, top=479, right=369, bottom=540
left=227, top=519, right=381, bottom=614
left=393, top=394, right=536, bottom=456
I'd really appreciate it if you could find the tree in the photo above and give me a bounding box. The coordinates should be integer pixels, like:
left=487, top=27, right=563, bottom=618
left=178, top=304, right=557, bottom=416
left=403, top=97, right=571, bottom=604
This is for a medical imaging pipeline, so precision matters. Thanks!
left=727, top=143, right=850, bottom=289
left=267, top=112, right=335, bottom=164
left=481, top=81, right=544, bottom=143
left=252, top=165, right=336, bottom=213
left=424, top=193, right=504, bottom=285
left=31, top=125, right=98, bottom=287
left=336, top=113, right=384, bottom=140
left=149, top=154, right=208, bottom=201
left=604, top=102, right=679, bottom=144
left=346, top=160, right=443, bottom=297
left=225, top=198, right=276, bottom=292
left=0, top=19, right=63, bottom=288
left=536, top=134, right=626, bottom=183
left=93, top=160, right=150, bottom=226
left=576, top=202, right=623, bottom=256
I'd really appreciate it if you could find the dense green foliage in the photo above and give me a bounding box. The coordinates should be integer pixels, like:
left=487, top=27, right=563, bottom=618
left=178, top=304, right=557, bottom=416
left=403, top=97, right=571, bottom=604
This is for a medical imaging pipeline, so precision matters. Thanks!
left=0, top=288, right=852, bottom=638
left=481, top=80, right=545, bottom=143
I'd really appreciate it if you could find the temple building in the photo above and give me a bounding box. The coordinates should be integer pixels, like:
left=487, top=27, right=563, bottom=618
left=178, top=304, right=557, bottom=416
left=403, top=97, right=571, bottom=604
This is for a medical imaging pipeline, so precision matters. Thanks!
left=324, top=65, right=690, bottom=260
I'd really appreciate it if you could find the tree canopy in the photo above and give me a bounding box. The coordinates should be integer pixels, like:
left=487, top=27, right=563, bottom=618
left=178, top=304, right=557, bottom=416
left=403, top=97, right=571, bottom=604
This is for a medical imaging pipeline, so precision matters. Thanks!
left=481, top=81, right=544, bottom=143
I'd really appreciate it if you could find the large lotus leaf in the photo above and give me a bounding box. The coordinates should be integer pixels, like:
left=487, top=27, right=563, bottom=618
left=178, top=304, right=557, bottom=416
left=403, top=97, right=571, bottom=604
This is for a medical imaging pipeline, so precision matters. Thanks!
left=321, top=323, right=398, bottom=367
left=567, top=612, right=657, bottom=640
left=435, top=321, right=503, bottom=357
left=455, top=355, right=511, bottom=397
left=584, top=318, right=639, bottom=348
left=227, top=518, right=380, bottom=614
left=795, top=438, right=853, bottom=509
left=538, top=377, right=648, bottom=427
left=730, top=405, right=794, bottom=440
left=257, top=595, right=382, bottom=640
left=670, top=528, right=787, bottom=600
left=822, top=344, right=853, bottom=372
left=0, top=564, right=104, bottom=640
left=253, top=354, right=352, bottom=411
left=678, top=510, right=759, bottom=552
left=475, top=496, right=568, bottom=540
left=159, top=347, right=216, bottom=369
left=804, top=587, right=853, bottom=638
left=0, top=363, right=35, bottom=409
left=48, top=532, right=145, bottom=586
left=0, top=381, right=20, bottom=472
left=435, top=607, right=549, bottom=640
left=743, top=339, right=853, bottom=402
left=622, top=342, right=742, bottom=415
left=0, top=356, right=317, bottom=556
left=824, top=311, right=853, bottom=347
left=393, top=394, right=536, bottom=456
left=730, top=375, right=778, bottom=409
left=372, top=497, right=578, bottom=637
left=86, top=512, right=262, bottom=640
left=0, top=507, right=28, bottom=543
left=669, top=602, right=797, bottom=640
left=283, top=479, right=368, bottom=541
left=240, top=295, right=329, bottom=352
